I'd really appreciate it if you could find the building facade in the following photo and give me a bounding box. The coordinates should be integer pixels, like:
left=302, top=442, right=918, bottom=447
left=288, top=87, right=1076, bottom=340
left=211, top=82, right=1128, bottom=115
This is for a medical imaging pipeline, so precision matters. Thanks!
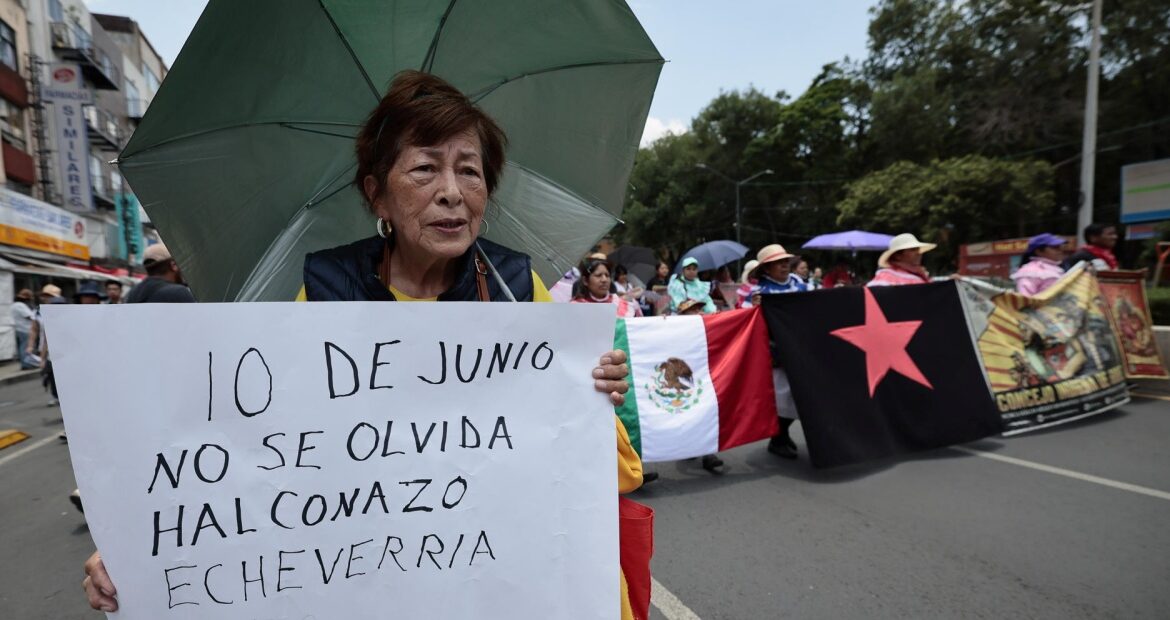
left=0, top=1, right=167, bottom=360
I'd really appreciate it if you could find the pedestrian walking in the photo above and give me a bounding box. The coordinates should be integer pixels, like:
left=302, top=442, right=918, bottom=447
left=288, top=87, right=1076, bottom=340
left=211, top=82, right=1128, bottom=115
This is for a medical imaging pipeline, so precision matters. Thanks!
left=123, top=244, right=197, bottom=303
left=1064, top=223, right=1119, bottom=271
left=868, top=233, right=935, bottom=287
left=104, top=281, right=123, bottom=304
left=1012, top=233, right=1067, bottom=296
left=747, top=244, right=806, bottom=459
left=73, top=281, right=105, bottom=304
left=11, top=288, right=36, bottom=369
left=84, top=70, right=645, bottom=620
left=25, top=285, right=64, bottom=407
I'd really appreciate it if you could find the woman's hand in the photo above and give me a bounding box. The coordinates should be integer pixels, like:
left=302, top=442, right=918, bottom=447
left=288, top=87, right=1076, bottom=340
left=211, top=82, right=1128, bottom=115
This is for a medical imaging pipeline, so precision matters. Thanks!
left=83, top=551, right=118, bottom=612
left=593, top=350, right=629, bottom=407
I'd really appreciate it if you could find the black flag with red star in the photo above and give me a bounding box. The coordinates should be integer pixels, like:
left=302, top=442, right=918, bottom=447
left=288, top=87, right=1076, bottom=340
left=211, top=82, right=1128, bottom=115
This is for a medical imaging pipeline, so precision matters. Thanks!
left=761, top=281, right=1002, bottom=468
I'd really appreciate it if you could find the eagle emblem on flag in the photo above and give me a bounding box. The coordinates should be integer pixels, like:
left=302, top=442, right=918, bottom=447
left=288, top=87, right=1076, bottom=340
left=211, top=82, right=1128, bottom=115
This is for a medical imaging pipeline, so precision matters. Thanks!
left=646, top=357, right=705, bottom=414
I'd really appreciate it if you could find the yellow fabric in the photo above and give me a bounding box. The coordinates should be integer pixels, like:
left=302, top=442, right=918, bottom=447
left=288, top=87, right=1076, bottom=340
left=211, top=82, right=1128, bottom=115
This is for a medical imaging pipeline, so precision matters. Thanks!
left=297, top=267, right=641, bottom=619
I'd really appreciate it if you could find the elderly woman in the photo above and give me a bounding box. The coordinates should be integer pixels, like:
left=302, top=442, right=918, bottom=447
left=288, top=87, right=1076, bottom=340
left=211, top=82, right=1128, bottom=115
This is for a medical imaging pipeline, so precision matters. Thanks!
left=84, top=71, right=642, bottom=618
left=573, top=258, right=643, bottom=317
left=667, top=257, right=716, bottom=314
left=868, top=233, right=935, bottom=287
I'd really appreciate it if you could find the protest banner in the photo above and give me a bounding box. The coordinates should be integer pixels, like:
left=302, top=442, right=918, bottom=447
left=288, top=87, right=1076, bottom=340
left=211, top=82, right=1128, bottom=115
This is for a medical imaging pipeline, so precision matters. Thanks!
left=960, top=266, right=1130, bottom=435
left=1096, top=270, right=1168, bottom=379
left=45, top=302, right=618, bottom=619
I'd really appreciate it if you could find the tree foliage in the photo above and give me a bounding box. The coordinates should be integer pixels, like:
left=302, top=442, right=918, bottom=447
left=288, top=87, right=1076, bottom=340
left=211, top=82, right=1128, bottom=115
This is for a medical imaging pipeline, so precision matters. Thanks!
left=617, top=0, right=1170, bottom=269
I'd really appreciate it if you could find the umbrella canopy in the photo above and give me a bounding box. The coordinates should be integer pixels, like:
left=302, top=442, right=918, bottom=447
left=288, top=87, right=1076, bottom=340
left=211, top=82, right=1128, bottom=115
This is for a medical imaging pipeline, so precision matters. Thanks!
left=675, top=240, right=748, bottom=274
left=118, top=0, right=663, bottom=301
left=802, top=230, right=894, bottom=252
left=607, top=245, right=657, bottom=284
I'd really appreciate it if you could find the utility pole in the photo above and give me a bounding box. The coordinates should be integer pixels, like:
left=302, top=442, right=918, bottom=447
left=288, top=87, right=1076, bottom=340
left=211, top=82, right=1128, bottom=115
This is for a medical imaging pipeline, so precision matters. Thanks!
left=695, top=163, right=773, bottom=246
left=1077, top=0, right=1103, bottom=236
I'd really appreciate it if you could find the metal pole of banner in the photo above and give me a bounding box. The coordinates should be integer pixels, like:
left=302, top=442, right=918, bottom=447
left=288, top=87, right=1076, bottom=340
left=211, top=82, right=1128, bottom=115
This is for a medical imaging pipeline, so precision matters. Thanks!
left=1077, top=0, right=1103, bottom=237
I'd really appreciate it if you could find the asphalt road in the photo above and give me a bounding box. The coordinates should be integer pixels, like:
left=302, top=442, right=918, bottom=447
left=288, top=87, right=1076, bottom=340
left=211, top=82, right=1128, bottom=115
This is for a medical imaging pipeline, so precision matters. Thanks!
left=1, top=377, right=1167, bottom=619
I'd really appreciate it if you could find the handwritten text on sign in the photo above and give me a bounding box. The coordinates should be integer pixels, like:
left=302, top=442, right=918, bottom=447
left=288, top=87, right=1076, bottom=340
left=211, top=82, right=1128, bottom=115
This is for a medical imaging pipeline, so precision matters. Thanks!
left=45, top=302, right=618, bottom=619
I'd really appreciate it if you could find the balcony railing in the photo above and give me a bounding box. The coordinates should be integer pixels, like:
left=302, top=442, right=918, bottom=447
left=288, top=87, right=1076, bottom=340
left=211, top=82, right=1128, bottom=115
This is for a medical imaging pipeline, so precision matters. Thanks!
left=50, top=21, right=120, bottom=91
left=83, top=105, right=123, bottom=150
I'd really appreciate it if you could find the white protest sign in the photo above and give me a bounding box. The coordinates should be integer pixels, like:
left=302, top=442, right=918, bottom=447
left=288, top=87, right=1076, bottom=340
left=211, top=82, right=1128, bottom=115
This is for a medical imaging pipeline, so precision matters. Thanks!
left=45, top=302, right=618, bottom=619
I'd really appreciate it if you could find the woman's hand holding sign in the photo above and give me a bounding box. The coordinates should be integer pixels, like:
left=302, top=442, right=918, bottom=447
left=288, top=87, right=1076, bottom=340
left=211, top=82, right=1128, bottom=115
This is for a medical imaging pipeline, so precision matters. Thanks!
left=596, top=349, right=629, bottom=407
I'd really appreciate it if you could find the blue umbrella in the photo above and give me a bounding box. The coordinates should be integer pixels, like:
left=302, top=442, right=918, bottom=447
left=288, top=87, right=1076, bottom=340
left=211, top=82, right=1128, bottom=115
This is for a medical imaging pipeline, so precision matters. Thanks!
left=802, top=230, right=894, bottom=252
left=675, top=240, right=749, bottom=273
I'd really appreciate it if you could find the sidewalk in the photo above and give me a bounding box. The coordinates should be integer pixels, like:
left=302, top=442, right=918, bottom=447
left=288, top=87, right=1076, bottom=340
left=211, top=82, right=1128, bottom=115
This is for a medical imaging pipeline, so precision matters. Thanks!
left=0, top=360, right=40, bottom=387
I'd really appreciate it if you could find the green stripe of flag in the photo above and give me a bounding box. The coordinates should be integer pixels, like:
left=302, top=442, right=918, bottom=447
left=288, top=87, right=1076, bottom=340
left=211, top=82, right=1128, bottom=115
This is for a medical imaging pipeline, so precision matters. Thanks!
left=613, top=318, right=641, bottom=456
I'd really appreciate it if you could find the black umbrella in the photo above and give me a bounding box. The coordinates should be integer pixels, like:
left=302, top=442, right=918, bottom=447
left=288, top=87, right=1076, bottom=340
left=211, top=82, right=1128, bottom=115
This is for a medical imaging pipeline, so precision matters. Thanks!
left=608, top=246, right=658, bottom=284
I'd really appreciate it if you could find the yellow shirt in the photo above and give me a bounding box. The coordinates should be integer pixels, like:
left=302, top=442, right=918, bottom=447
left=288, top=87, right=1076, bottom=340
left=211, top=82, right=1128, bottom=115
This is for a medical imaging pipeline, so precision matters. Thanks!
left=297, top=268, right=642, bottom=619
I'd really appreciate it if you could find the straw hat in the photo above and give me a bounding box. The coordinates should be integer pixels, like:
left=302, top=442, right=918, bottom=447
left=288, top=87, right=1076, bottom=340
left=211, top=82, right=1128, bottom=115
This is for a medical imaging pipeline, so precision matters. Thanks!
left=40, top=284, right=62, bottom=298
left=676, top=298, right=705, bottom=315
left=749, top=244, right=794, bottom=278
left=878, top=233, right=936, bottom=268
left=740, top=260, right=759, bottom=284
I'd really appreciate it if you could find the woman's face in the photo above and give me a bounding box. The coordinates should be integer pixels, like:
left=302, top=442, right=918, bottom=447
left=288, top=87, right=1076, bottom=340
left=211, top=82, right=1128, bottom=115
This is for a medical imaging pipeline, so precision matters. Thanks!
left=616, top=271, right=628, bottom=284
left=657, top=263, right=669, bottom=278
left=893, top=248, right=922, bottom=267
left=1037, top=245, right=1064, bottom=261
left=586, top=265, right=611, bottom=298
left=794, top=261, right=809, bottom=279
left=682, top=264, right=698, bottom=280
left=765, top=259, right=790, bottom=281
left=366, top=130, right=488, bottom=261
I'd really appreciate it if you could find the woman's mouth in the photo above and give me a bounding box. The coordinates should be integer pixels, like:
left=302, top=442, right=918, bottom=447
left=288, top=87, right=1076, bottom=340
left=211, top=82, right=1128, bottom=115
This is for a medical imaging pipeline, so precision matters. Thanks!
left=429, top=219, right=468, bottom=234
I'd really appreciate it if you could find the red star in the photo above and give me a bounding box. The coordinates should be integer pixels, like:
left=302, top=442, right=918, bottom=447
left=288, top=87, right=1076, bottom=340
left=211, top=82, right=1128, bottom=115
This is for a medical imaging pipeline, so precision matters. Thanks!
left=830, top=288, right=933, bottom=397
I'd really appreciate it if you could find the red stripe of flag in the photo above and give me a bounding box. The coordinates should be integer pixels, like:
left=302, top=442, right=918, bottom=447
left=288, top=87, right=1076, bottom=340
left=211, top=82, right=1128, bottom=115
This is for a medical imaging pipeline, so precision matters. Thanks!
left=703, top=308, right=779, bottom=451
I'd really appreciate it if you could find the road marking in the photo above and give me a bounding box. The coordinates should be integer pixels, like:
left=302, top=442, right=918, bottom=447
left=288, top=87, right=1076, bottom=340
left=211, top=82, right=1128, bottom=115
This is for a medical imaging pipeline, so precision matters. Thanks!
left=1130, top=391, right=1170, bottom=402
left=652, top=577, right=702, bottom=620
left=954, top=447, right=1170, bottom=501
left=0, top=434, right=59, bottom=468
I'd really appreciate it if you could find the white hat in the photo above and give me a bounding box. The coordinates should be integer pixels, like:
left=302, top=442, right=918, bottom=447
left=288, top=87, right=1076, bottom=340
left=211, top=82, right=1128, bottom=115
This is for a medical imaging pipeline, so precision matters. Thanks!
left=740, top=260, right=759, bottom=284
left=142, top=243, right=173, bottom=266
left=749, top=244, right=795, bottom=278
left=878, top=233, right=936, bottom=268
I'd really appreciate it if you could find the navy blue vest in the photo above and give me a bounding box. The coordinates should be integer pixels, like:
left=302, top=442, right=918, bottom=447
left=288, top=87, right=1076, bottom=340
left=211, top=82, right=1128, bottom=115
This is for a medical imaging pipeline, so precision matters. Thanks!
left=303, top=235, right=534, bottom=302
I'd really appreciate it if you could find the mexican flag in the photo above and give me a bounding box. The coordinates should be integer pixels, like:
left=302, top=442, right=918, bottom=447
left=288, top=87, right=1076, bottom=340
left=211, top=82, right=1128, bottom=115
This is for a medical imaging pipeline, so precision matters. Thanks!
left=614, top=309, right=779, bottom=462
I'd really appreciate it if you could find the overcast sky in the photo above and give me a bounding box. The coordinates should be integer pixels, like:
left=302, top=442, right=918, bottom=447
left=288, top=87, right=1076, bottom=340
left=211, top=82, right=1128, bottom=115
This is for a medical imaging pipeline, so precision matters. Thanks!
left=85, top=0, right=875, bottom=146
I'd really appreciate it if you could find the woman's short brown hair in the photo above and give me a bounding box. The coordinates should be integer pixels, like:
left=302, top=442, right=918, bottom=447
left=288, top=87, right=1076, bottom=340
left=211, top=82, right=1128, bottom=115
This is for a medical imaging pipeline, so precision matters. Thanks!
left=354, top=71, right=508, bottom=210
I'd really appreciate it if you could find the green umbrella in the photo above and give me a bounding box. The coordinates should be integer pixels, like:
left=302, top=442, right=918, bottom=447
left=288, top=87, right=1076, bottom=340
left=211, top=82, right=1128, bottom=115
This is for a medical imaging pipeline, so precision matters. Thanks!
left=119, top=0, right=663, bottom=301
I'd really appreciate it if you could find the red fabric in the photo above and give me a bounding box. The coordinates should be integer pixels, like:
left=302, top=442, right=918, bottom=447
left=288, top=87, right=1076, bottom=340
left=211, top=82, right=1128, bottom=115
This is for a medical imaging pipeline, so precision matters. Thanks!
left=704, top=308, right=780, bottom=449
left=1083, top=245, right=1119, bottom=269
left=619, top=497, right=654, bottom=620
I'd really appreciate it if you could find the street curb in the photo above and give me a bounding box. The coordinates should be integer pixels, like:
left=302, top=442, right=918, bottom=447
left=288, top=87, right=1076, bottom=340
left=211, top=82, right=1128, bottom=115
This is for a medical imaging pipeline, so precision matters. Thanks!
left=0, top=370, right=40, bottom=388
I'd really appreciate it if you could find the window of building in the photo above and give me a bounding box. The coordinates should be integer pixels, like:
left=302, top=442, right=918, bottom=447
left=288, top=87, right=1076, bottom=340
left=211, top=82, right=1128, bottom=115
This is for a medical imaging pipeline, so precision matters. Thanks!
left=0, top=20, right=16, bottom=71
left=143, top=65, right=160, bottom=95
left=124, top=79, right=142, bottom=116
left=110, top=172, right=123, bottom=195
left=90, top=153, right=106, bottom=196
left=0, top=99, right=27, bottom=149
left=49, top=0, right=64, bottom=22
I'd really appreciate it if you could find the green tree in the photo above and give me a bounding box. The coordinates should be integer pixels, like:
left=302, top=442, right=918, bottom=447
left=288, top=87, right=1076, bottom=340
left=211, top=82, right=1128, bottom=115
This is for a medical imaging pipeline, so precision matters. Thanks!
left=837, top=156, right=1056, bottom=269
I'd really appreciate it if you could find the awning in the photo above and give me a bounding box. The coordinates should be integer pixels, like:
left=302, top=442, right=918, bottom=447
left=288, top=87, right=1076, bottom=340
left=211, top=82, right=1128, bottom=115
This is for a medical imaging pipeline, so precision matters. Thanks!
left=0, top=252, right=134, bottom=285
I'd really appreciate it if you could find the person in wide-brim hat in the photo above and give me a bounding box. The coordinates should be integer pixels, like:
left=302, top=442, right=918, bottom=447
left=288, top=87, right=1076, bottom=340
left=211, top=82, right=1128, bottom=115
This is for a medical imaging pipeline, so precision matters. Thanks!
left=748, top=244, right=795, bottom=280
left=869, top=233, right=935, bottom=287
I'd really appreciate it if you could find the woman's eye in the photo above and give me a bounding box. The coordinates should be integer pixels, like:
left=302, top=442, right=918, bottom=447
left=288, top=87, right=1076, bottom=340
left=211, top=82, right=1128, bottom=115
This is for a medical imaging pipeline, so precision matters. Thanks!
left=462, top=167, right=481, bottom=177
left=413, top=164, right=435, bottom=173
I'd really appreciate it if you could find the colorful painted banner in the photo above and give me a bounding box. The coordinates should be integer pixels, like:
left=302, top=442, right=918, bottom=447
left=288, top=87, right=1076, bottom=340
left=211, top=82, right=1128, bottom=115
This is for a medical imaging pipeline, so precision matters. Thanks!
left=0, top=186, right=89, bottom=259
left=960, top=267, right=1129, bottom=435
left=1097, top=270, right=1168, bottom=378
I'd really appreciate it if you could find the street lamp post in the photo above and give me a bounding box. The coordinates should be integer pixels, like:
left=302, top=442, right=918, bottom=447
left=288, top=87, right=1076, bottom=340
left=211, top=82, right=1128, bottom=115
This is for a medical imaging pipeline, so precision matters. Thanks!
left=695, top=164, right=773, bottom=247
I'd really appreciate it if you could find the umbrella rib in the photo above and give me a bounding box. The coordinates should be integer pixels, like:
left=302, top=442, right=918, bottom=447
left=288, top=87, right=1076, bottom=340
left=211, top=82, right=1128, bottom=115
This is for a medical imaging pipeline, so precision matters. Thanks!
left=317, top=0, right=380, bottom=99
left=116, top=120, right=362, bottom=162
left=420, top=0, right=460, bottom=72
left=468, top=58, right=666, bottom=102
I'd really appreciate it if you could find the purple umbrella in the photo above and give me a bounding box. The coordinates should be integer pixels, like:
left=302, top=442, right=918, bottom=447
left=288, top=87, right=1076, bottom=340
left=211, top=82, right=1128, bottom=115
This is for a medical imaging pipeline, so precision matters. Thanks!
left=802, top=230, right=894, bottom=252
left=675, top=240, right=749, bottom=273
